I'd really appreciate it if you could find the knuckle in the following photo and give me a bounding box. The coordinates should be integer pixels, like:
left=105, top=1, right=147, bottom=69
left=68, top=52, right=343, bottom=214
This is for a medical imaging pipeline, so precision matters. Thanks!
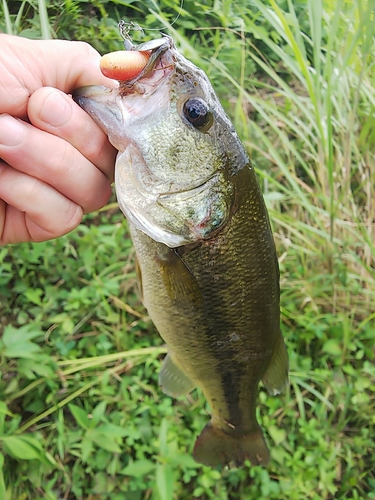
left=83, top=131, right=107, bottom=159
left=32, top=190, right=82, bottom=236
left=81, top=178, right=112, bottom=213
left=23, top=175, right=43, bottom=202
left=49, top=141, right=76, bottom=176
left=61, top=201, right=83, bottom=232
left=72, top=41, right=100, bottom=63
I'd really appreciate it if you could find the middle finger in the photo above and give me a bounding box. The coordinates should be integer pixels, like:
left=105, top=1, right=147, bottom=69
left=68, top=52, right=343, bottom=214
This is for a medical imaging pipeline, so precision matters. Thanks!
left=0, top=113, right=112, bottom=214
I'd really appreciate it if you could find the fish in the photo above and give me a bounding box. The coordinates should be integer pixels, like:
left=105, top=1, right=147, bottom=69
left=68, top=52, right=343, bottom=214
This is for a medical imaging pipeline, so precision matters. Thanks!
left=74, top=34, right=288, bottom=468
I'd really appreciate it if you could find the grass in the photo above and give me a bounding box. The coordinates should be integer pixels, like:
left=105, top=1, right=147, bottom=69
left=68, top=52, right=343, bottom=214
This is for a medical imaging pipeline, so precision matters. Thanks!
left=0, top=0, right=374, bottom=499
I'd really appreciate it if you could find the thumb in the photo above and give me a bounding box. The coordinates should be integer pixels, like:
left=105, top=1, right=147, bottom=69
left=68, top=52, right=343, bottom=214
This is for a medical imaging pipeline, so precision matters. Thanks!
left=0, top=34, right=117, bottom=118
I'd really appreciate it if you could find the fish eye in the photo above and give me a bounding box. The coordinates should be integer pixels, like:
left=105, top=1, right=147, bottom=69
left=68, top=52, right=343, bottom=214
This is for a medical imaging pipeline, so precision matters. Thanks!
left=183, top=97, right=212, bottom=129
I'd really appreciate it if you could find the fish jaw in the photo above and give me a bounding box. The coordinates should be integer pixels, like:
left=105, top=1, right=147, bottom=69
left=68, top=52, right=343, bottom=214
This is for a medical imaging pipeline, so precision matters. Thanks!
left=115, top=147, right=235, bottom=247
left=74, top=86, right=130, bottom=152
left=73, top=79, right=172, bottom=152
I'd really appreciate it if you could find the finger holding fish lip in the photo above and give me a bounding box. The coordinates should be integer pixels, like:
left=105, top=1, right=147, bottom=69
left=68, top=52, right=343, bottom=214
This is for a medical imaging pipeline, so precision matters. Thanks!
left=28, top=87, right=117, bottom=183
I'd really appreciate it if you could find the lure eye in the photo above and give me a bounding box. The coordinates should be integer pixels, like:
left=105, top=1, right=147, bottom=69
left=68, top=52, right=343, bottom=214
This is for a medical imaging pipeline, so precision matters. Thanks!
left=183, top=97, right=212, bottom=129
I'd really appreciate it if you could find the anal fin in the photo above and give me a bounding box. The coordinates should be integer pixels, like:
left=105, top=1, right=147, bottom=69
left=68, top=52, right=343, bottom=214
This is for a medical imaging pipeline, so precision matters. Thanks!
left=159, top=352, right=195, bottom=398
left=262, top=335, right=289, bottom=395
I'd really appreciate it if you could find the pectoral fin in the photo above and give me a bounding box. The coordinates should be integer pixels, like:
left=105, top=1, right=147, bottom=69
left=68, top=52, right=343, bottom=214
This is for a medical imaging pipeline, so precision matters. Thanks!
left=262, top=335, right=289, bottom=395
left=159, top=352, right=195, bottom=397
left=156, top=247, right=205, bottom=315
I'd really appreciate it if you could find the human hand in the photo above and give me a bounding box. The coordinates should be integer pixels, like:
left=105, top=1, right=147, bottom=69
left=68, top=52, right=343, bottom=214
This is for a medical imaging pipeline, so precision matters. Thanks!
left=0, top=34, right=118, bottom=245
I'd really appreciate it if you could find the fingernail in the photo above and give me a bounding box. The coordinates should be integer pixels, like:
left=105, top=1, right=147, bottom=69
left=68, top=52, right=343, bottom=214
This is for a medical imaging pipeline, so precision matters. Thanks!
left=39, top=90, right=72, bottom=127
left=0, top=114, right=26, bottom=146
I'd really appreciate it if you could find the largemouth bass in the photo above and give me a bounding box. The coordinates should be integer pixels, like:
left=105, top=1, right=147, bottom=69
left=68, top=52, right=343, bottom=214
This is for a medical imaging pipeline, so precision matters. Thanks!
left=75, top=35, right=288, bottom=467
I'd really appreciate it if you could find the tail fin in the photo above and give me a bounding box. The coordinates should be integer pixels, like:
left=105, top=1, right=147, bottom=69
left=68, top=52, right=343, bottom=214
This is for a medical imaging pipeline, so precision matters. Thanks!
left=193, top=422, right=270, bottom=468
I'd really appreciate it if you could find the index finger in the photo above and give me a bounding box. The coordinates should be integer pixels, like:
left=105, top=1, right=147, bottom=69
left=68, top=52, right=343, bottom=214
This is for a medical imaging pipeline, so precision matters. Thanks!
left=28, top=87, right=117, bottom=182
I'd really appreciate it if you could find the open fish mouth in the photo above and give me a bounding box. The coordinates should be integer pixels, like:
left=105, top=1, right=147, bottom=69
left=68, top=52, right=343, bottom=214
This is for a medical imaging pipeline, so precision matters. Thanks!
left=73, top=38, right=176, bottom=141
left=116, top=36, right=174, bottom=90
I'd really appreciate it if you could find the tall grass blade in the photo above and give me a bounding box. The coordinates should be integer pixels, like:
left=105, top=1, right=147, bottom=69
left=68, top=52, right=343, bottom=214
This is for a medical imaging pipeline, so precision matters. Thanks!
left=1, top=0, right=13, bottom=34
left=38, top=0, right=51, bottom=39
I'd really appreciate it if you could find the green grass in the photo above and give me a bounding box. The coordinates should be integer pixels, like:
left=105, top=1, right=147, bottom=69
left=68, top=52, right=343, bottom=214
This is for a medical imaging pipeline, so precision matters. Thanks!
left=0, top=0, right=374, bottom=499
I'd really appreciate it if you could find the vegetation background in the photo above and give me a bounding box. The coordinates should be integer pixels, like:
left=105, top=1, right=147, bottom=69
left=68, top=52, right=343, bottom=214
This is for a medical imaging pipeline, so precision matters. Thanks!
left=0, top=0, right=374, bottom=498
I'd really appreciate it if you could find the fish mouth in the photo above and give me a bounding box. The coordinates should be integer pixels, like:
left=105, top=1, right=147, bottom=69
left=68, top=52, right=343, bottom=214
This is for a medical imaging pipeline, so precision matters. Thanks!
left=73, top=36, right=177, bottom=150
left=117, top=35, right=174, bottom=90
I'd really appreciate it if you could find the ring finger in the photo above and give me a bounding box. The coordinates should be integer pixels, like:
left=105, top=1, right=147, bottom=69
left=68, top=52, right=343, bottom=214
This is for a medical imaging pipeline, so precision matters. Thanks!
left=0, top=160, right=83, bottom=244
